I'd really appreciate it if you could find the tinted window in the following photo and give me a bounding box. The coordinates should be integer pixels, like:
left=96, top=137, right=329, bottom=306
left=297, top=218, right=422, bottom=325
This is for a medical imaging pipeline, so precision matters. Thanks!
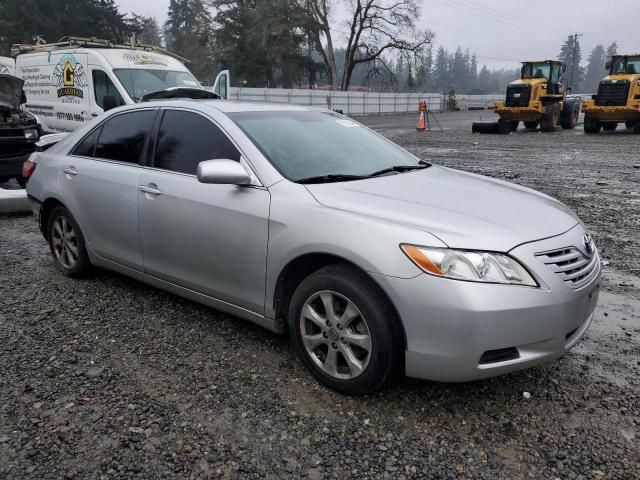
left=154, top=111, right=240, bottom=175
left=94, top=110, right=156, bottom=164
left=72, top=127, right=101, bottom=157
left=93, top=70, right=124, bottom=109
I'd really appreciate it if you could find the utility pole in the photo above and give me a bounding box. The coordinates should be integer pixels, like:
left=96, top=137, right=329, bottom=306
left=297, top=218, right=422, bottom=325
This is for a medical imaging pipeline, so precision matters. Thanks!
left=569, top=32, right=583, bottom=89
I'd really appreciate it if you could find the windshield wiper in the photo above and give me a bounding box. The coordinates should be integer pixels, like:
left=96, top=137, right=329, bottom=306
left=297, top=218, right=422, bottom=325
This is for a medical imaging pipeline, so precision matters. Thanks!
left=296, top=174, right=367, bottom=184
left=367, top=161, right=431, bottom=178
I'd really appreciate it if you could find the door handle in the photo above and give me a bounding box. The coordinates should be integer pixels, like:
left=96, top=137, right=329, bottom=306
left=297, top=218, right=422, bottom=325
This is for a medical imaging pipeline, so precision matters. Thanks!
left=63, top=166, right=78, bottom=176
left=139, top=184, right=162, bottom=196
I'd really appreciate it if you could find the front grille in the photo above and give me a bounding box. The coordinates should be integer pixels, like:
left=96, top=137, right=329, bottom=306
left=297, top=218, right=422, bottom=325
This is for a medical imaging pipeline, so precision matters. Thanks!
left=535, top=245, right=600, bottom=290
left=505, top=84, right=531, bottom=107
left=0, top=128, right=25, bottom=138
left=595, top=80, right=630, bottom=106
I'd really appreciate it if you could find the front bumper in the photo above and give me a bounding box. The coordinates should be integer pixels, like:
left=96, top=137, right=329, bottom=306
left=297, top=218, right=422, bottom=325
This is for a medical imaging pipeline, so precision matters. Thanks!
left=582, top=99, right=640, bottom=122
left=494, top=100, right=543, bottom=121
left=373, top=224, right=601, bottom=382
left=0, top=141, right=36, bottom=177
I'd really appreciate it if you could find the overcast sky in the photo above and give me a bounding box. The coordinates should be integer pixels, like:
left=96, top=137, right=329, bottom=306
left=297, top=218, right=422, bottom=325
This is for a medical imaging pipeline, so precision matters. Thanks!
left=117, top=0, right=638, bottom=70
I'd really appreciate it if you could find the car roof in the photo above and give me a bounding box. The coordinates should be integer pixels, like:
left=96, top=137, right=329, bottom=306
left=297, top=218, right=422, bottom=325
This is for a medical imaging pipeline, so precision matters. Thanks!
left=121, top=99, right=323, bottom=114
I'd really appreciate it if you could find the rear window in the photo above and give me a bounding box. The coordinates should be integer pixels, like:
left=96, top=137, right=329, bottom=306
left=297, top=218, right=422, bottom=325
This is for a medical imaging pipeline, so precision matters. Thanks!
left=93, top=110, right=157, bottom=164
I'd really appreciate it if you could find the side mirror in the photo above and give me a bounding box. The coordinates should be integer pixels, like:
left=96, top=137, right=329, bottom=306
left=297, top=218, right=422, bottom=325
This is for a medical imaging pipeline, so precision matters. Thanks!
left=197, top=159, right=251, bottom=185
left=605, top=61, right=611, bottom=70
left=520, top=66, right=525, bottom=78
left=102, top=95, right=118, bottom=112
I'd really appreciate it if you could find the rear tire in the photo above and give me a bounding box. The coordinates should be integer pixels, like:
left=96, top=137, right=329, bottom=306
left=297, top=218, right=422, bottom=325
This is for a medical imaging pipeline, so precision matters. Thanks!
left=47, top=206, right=92, bottom=278
left=602, top=122, right=618, bottom=131
left=510, top=120, right=519, bottom=131
left=625, top=121, right=635, bottom=130
left=524, top=121, right=539, bottom=130
left=540, top=108, right=559, bottom=132
left=561, top=107, right=579, bottom=129
left=584, top=114, right=601, bottom=134
left=288, top=264, right=404, bottom=395
left=634, top=123, right=640, bottom=135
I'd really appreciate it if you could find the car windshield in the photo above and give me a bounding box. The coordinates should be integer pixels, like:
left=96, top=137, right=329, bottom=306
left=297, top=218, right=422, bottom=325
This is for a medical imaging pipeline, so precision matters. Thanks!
left=229, top=111, right=423, bottom=182
left=611, top=56, right=640, bottom=75
left=114, top=69, right=201, bottom=102
left=522, top=63, right=551, bottom=79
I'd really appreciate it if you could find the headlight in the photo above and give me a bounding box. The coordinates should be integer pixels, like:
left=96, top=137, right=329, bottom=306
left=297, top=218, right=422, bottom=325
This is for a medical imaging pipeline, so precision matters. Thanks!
left=401, top=244, right=537, bottom=286
left=24, top=128, right=39, bottom=140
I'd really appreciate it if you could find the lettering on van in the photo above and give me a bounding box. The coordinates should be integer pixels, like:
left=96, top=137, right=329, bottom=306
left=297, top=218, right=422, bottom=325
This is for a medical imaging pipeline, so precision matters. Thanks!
left=52, top=56, right=87, bottom=99
left=123, top=51, right=167, bottom=66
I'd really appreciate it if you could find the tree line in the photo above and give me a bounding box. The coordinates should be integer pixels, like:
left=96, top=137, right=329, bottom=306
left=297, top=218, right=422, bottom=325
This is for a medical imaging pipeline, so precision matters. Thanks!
left=0, top=0, right=623, bottom=94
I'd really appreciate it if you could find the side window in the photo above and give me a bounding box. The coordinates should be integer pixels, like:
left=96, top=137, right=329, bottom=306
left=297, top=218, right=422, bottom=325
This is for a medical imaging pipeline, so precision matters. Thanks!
left=94, top=110, right=157, bottom=164
left=154, top=110, right=240, bottom=175
left=92, top=70, right=124, bottom=109
left=72, top=127, right=101, bottom=157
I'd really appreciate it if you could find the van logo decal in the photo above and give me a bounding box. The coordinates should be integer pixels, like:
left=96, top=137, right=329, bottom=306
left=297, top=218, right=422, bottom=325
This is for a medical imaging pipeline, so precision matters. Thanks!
left=123, top=51, right=167, bottom=66
left=52, top=55, right=87, bottom=99
left=0, top=63, right=9, bottom=75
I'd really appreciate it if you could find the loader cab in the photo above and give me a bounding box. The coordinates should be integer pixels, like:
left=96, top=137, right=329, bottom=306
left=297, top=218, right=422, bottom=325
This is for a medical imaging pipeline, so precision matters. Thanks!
left=607, top=55, right=640, bottom=75
left=521, top=61, right=564, bottom=94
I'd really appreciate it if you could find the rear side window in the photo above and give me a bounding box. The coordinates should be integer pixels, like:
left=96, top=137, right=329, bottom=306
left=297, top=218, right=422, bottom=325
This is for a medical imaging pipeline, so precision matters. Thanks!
left=93, top=70, right=124, bottom=109
left=72, top=127, right=101, bottom=157
left=94, top=110, right=157, bottom=164
left=154, top=110, right=240, bottom=175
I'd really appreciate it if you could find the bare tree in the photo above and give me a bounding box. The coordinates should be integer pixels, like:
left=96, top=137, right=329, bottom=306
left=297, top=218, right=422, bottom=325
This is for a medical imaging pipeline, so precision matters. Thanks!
left=304, top=0, right=433, bottom=90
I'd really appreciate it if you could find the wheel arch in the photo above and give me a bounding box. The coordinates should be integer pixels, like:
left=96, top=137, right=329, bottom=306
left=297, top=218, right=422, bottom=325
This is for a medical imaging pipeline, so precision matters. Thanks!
left=272, top=252, right=407, bottom=350
left=39, top=197, right=66, bottom=240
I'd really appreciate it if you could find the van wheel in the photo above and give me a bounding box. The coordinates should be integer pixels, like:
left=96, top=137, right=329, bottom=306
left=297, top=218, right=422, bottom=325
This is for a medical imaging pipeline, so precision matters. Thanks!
left=288, top=264, right=403, bottom=395
left=47, top=206, right=92, bottom=278
left=584, top=115, right=601, bottom=134
left=524, top=121, right=539, bottom=130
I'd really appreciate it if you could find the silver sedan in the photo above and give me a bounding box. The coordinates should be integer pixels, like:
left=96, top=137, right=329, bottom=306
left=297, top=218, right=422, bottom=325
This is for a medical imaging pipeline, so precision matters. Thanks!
left=26, top=100, right=600, bottom=394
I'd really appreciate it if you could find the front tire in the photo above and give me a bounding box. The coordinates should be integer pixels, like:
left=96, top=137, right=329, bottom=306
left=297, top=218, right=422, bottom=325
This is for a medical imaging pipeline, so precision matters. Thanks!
left=47, top=206, right=92, bottom=278
left=288, top=264, right=403, bottom=395
left=584, top=114, right=601, bottom=134
left=561, top=106, right=579, bottom=129
left=498, top=118, right=512, bottom=135
left=540, top=108, right=559, bottom=132
left=524, top=121, right=539, bottom=130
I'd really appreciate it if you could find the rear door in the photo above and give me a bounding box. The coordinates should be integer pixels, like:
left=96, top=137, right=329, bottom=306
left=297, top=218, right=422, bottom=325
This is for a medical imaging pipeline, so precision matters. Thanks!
left=138, top=108, right=270, bottom=313
left=59, top=109, right=158, bottom=270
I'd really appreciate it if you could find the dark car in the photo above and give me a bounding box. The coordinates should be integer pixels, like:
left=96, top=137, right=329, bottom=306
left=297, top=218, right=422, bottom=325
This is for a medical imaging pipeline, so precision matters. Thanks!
left=0, top=74, right=41, bottom=187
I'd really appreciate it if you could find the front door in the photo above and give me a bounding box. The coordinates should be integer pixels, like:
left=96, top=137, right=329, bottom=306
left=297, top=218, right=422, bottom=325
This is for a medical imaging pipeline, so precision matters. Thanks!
left=138, top=109, right=269, bottom=313
left=59, top=109, right=158, bottom=270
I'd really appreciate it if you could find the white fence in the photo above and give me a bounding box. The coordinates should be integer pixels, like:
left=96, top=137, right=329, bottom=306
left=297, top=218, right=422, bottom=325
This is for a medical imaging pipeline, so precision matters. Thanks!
left=211, top=87, right=573, bottom=114
left=225, top=87, right=443, bottom=115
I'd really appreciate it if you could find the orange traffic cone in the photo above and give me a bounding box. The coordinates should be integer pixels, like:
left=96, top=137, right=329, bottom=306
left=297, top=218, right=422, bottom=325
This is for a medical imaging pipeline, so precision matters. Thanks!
left=416, top=111, right=426, bottom=131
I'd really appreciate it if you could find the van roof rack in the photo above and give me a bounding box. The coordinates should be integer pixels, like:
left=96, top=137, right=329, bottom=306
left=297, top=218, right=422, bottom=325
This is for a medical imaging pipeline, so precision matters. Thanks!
left=10, top=36, right=190, bottom=63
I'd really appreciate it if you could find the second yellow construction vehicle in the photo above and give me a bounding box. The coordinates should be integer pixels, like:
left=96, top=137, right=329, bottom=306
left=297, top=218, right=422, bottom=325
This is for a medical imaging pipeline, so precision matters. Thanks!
left=582, top=54, right=640, bottom=134
left=473, top=60, right=582, bottom=134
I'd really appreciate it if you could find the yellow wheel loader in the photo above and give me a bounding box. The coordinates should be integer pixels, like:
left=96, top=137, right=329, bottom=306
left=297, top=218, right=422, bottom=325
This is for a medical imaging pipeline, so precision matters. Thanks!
left=473, top=60, right=581, bottom=134
left=582, top=54, right=640, bottom=134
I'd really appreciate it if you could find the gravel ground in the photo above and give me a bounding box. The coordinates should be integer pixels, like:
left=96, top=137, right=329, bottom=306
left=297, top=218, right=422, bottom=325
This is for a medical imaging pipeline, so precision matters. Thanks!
left=1, top=111, right=639, bottom=479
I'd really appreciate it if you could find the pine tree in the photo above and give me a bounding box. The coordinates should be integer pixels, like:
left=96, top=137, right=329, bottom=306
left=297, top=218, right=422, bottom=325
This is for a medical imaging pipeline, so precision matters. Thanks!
left=165, top=0, right=215, bottom=82
left=558, top=35, right=585, bottom=92
left=432, top=47, right=450, bottom=92
left=605, top=41, right=618, bottom=66
left=584, top=44, right=606, bottom=93
left=129, top=14, right=163, bottom=46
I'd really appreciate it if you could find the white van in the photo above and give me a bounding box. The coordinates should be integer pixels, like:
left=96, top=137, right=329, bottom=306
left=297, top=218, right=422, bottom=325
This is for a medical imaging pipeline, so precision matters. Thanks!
left=0, top=56, right=16, bottom=76
left=13, top=38, right=229, bottom=133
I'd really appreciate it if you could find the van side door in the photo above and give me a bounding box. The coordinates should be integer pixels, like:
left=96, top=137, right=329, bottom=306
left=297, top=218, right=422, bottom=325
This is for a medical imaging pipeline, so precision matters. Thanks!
left=89, top=69, right=127, bottom=119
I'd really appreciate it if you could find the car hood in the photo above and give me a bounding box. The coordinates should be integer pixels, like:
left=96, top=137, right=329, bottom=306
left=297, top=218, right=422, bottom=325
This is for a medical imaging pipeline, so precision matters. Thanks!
left=0, top=74, right=24, bottom=111
left=305, top=165, right=579, bottom=252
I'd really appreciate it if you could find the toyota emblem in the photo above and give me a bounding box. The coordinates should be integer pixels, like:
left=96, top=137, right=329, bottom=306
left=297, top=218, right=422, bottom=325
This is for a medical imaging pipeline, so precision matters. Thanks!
left=583, top=234, right=594, bottom=256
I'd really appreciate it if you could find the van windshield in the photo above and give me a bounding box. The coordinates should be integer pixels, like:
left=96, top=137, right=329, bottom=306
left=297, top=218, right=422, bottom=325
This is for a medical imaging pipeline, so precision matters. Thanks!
left=114, top=69, right=201, bottom=102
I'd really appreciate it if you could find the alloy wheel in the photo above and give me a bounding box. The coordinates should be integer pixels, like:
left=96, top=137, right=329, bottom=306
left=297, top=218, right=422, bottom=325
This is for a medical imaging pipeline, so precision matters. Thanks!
left=299, top=290, right=372, bottom=380
left=51, top=215, right=79, bottom=270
